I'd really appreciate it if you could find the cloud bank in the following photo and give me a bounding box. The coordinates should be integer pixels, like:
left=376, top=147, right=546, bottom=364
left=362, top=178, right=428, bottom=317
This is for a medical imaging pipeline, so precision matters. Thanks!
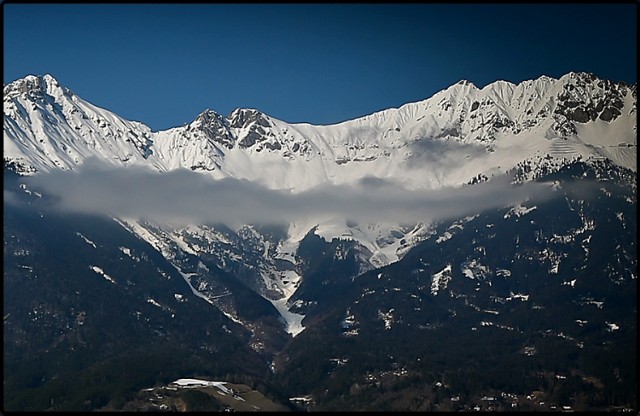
left=24, top=159, right=557, bottom=226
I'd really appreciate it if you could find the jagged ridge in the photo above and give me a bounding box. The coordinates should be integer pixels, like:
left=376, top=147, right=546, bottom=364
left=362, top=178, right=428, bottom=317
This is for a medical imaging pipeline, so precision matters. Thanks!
left=4, top=71, right=636, bottom=185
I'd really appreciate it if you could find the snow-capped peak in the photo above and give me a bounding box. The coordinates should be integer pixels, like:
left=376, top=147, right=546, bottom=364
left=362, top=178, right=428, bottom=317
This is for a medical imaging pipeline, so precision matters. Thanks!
left=455, top=79, right=477, bottom=88
left=3, top=73, right=66, bottom=97
left=229, top=108, right=270, bottom=128
left=4, top=72, right=636, bottom=181
left=4, top=74, right=154, bottom=173
left=190, top=109, right=229, bottom=134
left=5, top=74, right=44, bottom=98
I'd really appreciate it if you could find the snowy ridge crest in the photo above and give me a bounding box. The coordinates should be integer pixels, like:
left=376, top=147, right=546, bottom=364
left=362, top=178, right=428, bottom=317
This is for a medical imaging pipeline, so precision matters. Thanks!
left=4, top=71, right=636, bottom=183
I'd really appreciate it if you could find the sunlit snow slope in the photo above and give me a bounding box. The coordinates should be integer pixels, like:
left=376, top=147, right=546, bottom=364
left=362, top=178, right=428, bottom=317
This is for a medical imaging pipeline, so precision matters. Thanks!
left=5, top=72, right=635, bottom=184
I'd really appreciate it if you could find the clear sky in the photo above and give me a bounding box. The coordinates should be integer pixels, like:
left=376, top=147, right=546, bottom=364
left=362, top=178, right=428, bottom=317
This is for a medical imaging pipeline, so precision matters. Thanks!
left=3, top=3, right=637, bottom=132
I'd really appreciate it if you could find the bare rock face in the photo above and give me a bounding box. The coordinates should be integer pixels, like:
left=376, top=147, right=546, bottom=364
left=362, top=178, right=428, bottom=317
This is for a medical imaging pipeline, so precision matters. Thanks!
left=228, top=108, right=278, bottom=150
left=554, top=72, right=627, bottom=125
left=191, top=109, right=235, bottom=150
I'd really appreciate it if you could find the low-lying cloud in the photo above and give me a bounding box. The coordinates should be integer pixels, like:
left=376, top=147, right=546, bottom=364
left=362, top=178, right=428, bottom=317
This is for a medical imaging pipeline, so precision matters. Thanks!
left=23, top=159, right=558, bottom=226
left=405, top=137, right=486, bottom=165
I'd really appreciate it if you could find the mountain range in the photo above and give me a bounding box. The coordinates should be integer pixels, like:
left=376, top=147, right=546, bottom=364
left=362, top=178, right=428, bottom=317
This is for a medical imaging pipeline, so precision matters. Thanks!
left=3, top=72, right=637, bottom=411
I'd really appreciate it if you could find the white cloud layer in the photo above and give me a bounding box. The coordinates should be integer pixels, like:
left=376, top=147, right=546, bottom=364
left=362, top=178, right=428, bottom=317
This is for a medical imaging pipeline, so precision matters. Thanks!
left=24, top=159, right=558, bottom=226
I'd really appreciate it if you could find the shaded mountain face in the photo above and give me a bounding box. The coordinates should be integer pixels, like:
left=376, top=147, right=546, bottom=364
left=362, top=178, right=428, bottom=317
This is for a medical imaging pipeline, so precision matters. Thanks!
left=3, top=72, right=637, bottom=411
left=271, top=160, right=637, bottom=411
left=3, top=169, right=278, bottom=411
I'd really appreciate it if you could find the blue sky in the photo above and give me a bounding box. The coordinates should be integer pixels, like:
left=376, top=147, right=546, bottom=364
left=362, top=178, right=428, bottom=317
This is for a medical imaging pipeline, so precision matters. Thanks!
left=3, top=3, right=637, bottom=131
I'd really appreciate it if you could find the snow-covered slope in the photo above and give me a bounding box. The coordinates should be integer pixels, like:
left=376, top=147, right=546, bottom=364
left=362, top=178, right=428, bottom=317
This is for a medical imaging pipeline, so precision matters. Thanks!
left=4, top=72, right=636, bottom=335
left=5, top=72, right=635, bottom=182
left=4, top=74, right=154, bottom=173
left=149, top=72, right=636, bottom=191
